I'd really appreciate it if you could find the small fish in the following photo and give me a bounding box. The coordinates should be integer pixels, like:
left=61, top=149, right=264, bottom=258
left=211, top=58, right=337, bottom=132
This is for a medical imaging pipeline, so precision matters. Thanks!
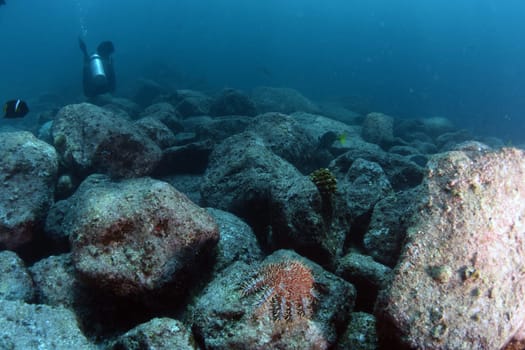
left=3, top=99, right=29, bottom=118
left=337, top=133, right=347, bottom=145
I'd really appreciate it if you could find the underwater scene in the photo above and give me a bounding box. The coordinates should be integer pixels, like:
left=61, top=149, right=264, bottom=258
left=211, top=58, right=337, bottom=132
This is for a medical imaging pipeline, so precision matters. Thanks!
left=0, top=1, right=524, bottom=349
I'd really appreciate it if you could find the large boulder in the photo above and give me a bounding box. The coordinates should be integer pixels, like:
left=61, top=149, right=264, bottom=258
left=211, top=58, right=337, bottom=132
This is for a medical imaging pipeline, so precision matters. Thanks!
left=291, top=112, right=362, bottom=145
left=89, top=95, right=141, bottom=118
left=339, top=158, right=393, bottom=220
left=316, top=103, right=362, bottom=126
left=109, top=318, right=196, bottom=350
left=206, top=208, right=263, bottom=273
left=139, top=102, right=183, bottom=133
left=0, top=131, right=58, bottom=248
left=361, top=112, right=395, bottom=147
left=245, top=112, right=318, bottom=172
left=420, top=116, right=456, bottom=138
left=171, top=90, right=212, bottom=118
left=336, top=251, right=392, bottom=311
left=290, top=111, right=367, bottom=165
left=330, top=142, right=424, bottom=191
left=134, top=116, right=177, bottom=149
left=336, top=312, right=379, bottom=350
left=375, top=147, right=525, bottom=350
left=133, top=79, right=167, bottom=108
left=51, top=103, right=161, bottom=178
left=183, top=115, right=251, bottom=144
left=201, top=132, right=350, bottom=265
left=189, top=249, right=355, bottom=349
left=363, top=186, right=423, bottom=267
left=251, top=86, right=319, bottom=114
left=29, top=253, right=80, bottom=308
left=156, top=139, right=214, bottom=175
left=0, top=250, right=35, bottom=302
left=48, top=174, right=219, bottom=296
left=210, top=88, right=257, bottom=117
left=0, top=299, right=95, bottom=349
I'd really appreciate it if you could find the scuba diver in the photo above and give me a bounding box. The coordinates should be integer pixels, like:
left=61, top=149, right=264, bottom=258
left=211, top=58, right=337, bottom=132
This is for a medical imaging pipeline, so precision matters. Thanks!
left=79, top=38, right=116, bottom=97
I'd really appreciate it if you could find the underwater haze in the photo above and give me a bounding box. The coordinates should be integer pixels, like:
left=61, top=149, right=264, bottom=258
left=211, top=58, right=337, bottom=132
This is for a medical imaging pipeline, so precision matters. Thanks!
left=1, top=0, right=524, bottom=142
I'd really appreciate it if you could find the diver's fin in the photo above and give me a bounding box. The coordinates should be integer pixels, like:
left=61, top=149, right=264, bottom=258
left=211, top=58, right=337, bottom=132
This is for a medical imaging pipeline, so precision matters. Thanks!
left=78, top=37, right=88, bottom=59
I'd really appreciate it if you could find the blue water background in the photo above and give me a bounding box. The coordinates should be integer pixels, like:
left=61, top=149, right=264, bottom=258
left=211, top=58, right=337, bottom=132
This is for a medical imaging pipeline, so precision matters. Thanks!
left=0, top=0, right=524, bottom=142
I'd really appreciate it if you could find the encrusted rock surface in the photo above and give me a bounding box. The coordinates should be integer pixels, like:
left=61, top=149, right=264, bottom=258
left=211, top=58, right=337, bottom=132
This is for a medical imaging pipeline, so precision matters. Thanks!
left=245, top=112, right=318, bottom=171
left=48, top=174, right=219, bottom=296
left=52, top=103, right=161, bottom=178
left=172, top=89, right=212, bottom=117
left=361, top=112, right=395, bottom=147
left=251, top=86, right=319, bottom=114
left=108, top=317, right=196, bottom=350
left=330, top=139, right=424, bottom=191
left=336, top=251, right=392, bottom=311
left=29, top=253, right=79, bottom=307
left=337, top=312, right=379, bottom=350
left=375, top=147, right=525, bottom=350
left=189, top=249, right=355, bottom=349
left=134, top=116, right=176, bottom=149
left=2, top=81, right=518, bottom=349
left=210, top=88, right=257, bottom=117
left=0, top=250, right=34, bottom=302
left=201, top=131, right=350, bottom=265
left=339, top=158, right=393, bottom=219
left=139, top=102, right=183, bottom=132
left=363, top=186, right=422, bottom=267
left=206, top=208, right=263, bottom=272
left=0, top=131, right=58, bottom=248
left=0, top=299, right=95, bottom=349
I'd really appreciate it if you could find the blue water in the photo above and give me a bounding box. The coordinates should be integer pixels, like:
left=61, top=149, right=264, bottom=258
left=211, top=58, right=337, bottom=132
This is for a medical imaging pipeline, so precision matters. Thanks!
left=1, top=0, right=524, bottom=142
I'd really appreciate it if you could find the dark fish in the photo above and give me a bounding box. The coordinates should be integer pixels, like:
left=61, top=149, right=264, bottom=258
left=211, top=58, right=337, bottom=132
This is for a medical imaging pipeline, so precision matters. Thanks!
left=0, top=1, right=5, bottom=6
left=3, top=99, right=29, bottom=118
left=318, top=131, right=338, bottom=149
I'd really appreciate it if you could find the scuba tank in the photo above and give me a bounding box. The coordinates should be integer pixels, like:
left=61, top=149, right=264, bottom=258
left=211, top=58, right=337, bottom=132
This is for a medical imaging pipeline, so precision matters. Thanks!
left=88, top=54, right=107, bottom=86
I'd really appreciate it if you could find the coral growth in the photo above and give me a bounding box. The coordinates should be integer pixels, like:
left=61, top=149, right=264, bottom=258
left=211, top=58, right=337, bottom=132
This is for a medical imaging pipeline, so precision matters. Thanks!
left=241, top=260, right=317, bottom=322
left=309, top=168, right=337, bottom=197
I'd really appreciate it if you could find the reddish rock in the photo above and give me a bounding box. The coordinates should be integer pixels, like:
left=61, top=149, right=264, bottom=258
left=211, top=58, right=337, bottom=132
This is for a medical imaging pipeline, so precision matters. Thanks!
left=60, top=175, right=219, bottom=296
left=375, top=148, right=525, bottom=349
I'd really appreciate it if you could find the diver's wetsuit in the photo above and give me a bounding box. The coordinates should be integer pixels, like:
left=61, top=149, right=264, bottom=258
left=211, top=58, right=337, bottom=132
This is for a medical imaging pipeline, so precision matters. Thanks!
left=79, top=38, right=116, bottom=97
